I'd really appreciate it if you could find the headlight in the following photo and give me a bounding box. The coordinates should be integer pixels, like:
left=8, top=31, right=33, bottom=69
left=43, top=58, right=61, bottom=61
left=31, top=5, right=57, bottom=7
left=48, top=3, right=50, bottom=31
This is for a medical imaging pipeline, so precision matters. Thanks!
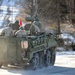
left=21, top=41, right=28, bottom=49
left=68, top=41, right=72, bottom=44
left=64, top=41, right=72, bottom=45
left=64, top=41, right=67, bottom=45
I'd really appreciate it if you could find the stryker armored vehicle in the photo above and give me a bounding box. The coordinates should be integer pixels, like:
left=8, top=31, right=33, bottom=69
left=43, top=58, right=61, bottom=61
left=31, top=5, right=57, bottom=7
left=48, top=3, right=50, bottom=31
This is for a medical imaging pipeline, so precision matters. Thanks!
left=0, top=17, right=57, bottom=70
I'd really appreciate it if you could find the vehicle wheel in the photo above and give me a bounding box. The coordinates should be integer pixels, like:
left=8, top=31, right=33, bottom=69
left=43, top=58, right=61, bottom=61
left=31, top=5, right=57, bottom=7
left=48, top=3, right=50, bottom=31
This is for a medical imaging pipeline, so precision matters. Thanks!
left=51, top=49, right=56, bottom=66
left=72, top=44, right=75, bottom=51
left=30, top=53, right=40, bottom=70
left=45, top=50, right=51, bottom=66
left=39, top=52, right=44, bottom=68
left=0, top=63, right=2, bottom=68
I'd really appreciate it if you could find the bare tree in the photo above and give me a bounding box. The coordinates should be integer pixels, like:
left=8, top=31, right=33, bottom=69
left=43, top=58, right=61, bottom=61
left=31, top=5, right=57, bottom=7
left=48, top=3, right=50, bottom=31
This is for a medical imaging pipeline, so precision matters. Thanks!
left=0, top=0, right=3, bottom=6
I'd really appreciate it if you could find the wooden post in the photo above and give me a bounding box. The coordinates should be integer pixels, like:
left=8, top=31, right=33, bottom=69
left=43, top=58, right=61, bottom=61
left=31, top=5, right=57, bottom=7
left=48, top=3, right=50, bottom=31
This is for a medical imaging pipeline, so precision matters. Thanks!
left=32, top=0, right=38, bottom=17
left=0, top=0, right=3, bottom=6
left=57, top=2, right=61, bottom=34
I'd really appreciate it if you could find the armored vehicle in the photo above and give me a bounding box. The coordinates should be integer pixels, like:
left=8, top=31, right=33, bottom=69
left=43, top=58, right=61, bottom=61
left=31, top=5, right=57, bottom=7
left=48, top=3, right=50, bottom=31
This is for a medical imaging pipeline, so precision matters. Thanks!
left=56, top=33, right=75, bottom=51
left=0, top=16, right=58, bottom=70
left=0, top=32, right=57, bottom=70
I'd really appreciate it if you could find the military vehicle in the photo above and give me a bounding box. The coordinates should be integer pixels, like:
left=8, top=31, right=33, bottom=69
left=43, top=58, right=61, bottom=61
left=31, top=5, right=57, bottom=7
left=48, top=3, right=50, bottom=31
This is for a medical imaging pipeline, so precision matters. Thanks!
left=0, top=16, right=58, bottom=70
left=56, top=33, right=75, bottom=51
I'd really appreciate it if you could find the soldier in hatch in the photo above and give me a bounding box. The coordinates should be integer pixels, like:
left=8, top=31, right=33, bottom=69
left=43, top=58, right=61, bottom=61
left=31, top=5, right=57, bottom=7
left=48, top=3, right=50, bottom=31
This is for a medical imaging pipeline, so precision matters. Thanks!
left=1, top=23, right=13, bottom=36
left=15, top=26, right=27, bottom=37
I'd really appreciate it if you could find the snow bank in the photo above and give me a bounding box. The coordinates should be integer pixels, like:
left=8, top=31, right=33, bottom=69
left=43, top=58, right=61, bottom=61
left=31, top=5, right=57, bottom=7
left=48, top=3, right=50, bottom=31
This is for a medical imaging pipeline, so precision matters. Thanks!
left=56, top=51, right=75, bottom=55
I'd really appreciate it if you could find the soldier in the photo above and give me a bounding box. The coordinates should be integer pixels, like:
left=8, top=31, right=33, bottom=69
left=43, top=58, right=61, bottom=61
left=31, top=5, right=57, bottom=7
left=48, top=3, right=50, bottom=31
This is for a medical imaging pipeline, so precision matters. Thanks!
left=25, top=16, right=42, bottom=35
left=32, top=21, right=41, bottom=32
left=12, top=20, right=20, bottom=30
left=30, top=20, right=41, bottom=35
left=1, top=23, right=13, bottom=36
left=15, top=26, right=27, bottom=37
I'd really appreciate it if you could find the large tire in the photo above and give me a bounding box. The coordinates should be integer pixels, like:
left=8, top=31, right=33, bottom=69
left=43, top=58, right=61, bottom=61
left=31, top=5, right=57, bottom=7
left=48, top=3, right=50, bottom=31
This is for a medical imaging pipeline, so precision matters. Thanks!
left=45, top=50, right=51, bottom=66
left=45, top=49, right=56, bottom=66
left=30, top=53, right=40, bottom=70
left=51, top=49, right=56, bottom=66
left=39, top=51, right=44, bottom=68
left=72, top=44, right=75, bottom=51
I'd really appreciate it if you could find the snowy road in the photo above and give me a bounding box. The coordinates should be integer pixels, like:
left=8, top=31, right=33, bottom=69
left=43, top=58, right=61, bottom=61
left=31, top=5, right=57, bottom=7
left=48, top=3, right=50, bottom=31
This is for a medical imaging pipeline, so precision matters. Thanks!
left=0, top=51, right=75, bottom=75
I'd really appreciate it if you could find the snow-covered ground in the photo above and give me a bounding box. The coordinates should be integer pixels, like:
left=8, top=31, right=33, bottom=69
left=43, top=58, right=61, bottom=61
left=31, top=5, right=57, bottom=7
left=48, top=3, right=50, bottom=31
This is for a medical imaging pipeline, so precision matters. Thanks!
left=0, top=51, right=75, bottom=75
left=55, top=51, right=75, bottom=68
left=57, top=51, right=75, bottom=55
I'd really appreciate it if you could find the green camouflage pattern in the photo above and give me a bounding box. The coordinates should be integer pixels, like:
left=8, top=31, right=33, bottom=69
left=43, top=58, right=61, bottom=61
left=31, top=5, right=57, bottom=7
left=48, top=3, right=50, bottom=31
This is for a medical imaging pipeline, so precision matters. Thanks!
left=0, top=32, right=57, bottom=65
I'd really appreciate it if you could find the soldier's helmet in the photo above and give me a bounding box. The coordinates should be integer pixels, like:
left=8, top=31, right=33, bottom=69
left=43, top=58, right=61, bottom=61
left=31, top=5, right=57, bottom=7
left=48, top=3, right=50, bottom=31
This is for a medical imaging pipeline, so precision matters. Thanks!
left=19, top=26, right=23, bottom=30
left=8, top=23, right=13, bottom=27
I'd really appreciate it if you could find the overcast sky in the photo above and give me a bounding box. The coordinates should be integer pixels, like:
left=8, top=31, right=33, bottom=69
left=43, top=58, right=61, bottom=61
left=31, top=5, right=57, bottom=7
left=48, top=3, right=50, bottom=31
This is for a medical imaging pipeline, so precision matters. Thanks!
left=2, top=0, right=15, bottom=6
left=0, top=0, right=19, bottom=27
